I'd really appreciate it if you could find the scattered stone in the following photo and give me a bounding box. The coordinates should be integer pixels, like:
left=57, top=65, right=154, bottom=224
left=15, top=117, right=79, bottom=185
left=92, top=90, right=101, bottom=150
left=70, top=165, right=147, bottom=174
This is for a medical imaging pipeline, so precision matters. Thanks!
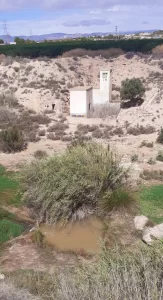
left=143, top=223, right=163, bottom=245
left=134, top=215, right=149, bottom=231
left=0, top=274, right=5, bottom=280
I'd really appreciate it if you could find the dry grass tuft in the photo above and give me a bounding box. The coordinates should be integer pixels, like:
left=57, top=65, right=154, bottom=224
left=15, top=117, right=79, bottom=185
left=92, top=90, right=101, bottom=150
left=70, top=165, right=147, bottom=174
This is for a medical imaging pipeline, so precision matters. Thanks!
left=8, top=245, right=163, bottom=300
left=0, top=282, right=38, bottom=300
left=21, top=142, right=128, bottom=224
left=62, top=48, right=124, bottom=58
left=140, top=169, right=163, bottom=181
left=127, top=125, right=155, bottom=136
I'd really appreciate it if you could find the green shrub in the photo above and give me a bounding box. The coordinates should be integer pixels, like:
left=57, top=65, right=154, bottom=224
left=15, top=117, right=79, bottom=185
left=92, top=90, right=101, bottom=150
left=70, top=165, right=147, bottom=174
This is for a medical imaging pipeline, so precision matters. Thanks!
left=100, top=188, right=137, bottom=214
left=21, top=142, right=128, bottom=224
left=120, top=78, right=145, bottom=107
left=156, top=151, right=163, bottom=162
left=157, top=128, right=163, bottom=144
left=0, top=126, right=25, bottom=153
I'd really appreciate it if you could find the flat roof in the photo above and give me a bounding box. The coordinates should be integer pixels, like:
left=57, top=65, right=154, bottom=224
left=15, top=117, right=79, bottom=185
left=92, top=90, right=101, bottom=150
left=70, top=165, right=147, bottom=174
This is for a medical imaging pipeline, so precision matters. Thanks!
left=70, top=86, right=92, bottom=91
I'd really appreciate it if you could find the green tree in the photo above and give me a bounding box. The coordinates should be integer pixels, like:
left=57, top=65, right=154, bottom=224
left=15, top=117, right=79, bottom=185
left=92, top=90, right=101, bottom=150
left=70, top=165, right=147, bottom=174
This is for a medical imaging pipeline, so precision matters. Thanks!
left=14, top=37, right=25, bottom=44
left=120, top=78, right=145, bottom=107
left=0, top=39, right=4, bottom=44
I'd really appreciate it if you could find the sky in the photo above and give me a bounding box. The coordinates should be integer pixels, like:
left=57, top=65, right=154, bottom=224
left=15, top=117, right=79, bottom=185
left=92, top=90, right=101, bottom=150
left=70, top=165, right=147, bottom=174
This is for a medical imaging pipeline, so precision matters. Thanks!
left=0, top=0, right=163, bottom=36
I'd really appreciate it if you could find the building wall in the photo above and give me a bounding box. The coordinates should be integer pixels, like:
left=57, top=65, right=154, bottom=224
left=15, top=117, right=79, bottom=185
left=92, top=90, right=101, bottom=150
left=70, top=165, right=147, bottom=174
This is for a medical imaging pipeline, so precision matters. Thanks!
left=92, top=89, right=101, bottom=105
left=70, top=90, right=87, bottom=116
left=86, top=88, right=93, bottom=117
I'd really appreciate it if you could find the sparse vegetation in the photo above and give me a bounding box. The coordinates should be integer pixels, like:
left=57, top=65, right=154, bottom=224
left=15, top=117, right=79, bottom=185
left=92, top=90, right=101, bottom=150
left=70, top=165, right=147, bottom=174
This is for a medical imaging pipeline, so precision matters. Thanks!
left=140, top=169, right=163, bottom=181
left=0, top=93, right=19, bottom=108
left=0, top=127, right=25, bottom=153
left=127, top=125, right=155, bottom=135
left=34, top=150, right=48, bottom=159
left=38, top=129, right=46, bottom=136
left=131, top=154, right=139, bottom=162
left=147, top=158, right=156, bottom=165
left=125, top=52, right=135, bottom=59
left=156, top=151, right=163, bottom=162
left=92, top=128, right=103, bottom=139
left=0, top=282, right=37, bottom=300
left=140, top=140, right=154, bottom=148
left=8, top=246, right=163, bottom=300
left=156, top=128, right=163, bottom=144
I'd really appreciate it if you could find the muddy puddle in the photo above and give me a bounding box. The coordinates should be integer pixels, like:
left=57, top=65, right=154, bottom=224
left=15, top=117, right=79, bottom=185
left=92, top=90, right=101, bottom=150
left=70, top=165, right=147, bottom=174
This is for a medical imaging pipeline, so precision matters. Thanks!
left=40, top=217, right=105, bottom=253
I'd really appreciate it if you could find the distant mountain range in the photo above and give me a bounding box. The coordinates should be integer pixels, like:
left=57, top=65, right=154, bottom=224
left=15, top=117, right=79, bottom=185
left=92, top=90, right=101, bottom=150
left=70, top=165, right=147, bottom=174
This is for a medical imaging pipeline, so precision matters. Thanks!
left=0, top=29, right=158, bottom=42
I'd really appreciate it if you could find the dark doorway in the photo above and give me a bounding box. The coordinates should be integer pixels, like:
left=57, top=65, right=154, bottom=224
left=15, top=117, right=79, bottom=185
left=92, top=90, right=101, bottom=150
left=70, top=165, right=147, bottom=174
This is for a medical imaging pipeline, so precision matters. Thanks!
left=52, top=104, right=55, bottom=110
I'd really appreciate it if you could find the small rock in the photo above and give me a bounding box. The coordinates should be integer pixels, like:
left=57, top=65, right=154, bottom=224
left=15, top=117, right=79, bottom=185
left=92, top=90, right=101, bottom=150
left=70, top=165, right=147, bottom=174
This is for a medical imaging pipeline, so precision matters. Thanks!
left=0, top=274, right=5, bottom=280
left=143, top=224, right=163, bottom=245
left=134, top=215, right=149, bottom=231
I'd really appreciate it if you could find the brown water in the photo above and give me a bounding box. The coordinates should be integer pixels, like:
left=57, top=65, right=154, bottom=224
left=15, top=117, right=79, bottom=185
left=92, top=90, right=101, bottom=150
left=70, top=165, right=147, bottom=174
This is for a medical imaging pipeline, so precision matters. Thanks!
left=40, top=217, right=105, bottom=253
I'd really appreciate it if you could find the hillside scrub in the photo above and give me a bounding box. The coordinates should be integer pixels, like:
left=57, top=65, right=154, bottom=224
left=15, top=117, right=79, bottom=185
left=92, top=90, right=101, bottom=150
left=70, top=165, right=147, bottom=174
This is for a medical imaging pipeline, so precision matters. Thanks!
left=0, top=127, right=25, bottom=153
left=21, top=142, right=129, bottom=224
left=62, top=48, right=124, bottom=58
left=156, top=128, right=163, bottom=144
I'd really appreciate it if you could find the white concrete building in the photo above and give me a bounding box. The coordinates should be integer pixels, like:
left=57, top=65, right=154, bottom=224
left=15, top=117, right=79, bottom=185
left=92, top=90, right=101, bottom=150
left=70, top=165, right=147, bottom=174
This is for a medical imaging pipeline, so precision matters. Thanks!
left=70, top=70, right=112, bottom=117
left=70, top=86, right=92, bottom=117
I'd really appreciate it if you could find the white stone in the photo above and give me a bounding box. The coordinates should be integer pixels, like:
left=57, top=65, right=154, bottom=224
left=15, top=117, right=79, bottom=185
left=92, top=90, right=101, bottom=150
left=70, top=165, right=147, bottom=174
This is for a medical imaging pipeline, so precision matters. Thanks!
left=142, top=224, right=163, bottom=245
left=0, top=274, right=5, bottom=280
left=134, top=216, right=149, bottom=231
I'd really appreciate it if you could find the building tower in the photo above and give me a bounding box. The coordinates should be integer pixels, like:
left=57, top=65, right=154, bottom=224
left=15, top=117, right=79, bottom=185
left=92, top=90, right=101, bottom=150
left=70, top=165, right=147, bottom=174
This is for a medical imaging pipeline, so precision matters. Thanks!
left=100, top=70, right=112, bottom=103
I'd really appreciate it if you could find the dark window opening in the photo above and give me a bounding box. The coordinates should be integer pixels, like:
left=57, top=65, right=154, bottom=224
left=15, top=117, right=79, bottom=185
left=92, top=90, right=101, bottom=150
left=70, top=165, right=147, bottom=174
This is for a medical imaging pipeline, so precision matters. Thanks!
left=52, top=104, right=55, bottom=110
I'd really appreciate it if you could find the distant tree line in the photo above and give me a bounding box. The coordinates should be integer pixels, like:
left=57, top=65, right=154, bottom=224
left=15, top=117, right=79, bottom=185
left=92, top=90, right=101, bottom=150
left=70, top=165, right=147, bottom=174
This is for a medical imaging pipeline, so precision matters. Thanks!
left=0, top=39, right=162, bottom=58
left=14, top=37, right=36, bottom=44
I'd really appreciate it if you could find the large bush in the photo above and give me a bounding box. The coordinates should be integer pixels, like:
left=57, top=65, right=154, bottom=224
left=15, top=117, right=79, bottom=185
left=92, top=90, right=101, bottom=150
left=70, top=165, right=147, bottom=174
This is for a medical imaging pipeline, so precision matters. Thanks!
left=120, top=78, right=145, bottom=108
left=21, top=142, right=128, bottom=223
left=0, top=126, right=25, bottom=153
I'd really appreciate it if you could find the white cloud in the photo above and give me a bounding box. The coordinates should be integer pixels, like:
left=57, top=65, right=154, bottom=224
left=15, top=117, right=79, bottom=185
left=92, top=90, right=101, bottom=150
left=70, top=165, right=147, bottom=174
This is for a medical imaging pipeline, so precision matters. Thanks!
left=0, top=0, right=163, bottom=10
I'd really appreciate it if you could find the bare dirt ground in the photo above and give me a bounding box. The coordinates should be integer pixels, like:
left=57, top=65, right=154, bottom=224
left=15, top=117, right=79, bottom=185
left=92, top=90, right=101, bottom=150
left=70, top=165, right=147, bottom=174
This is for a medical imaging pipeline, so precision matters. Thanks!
left=0, top=233, right=79, bottom=272
left=0, top=53, right=163, bottom=179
